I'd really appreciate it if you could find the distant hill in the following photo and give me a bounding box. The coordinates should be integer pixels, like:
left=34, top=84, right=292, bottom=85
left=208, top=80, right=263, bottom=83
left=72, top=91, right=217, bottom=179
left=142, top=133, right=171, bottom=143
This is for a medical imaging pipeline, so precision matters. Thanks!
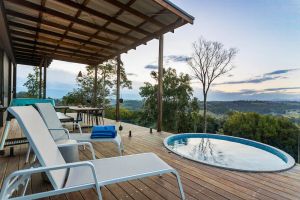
left=110, top=99, right=143, bottom=111
left=202, top=101, right=300, bottom=115
left=115, top=100, right=300, bottom=116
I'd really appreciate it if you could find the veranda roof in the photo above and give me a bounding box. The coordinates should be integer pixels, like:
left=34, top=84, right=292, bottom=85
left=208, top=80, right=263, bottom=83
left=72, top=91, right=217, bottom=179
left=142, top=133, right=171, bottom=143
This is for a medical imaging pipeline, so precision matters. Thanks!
left=1, top=0, right=194, bottom=66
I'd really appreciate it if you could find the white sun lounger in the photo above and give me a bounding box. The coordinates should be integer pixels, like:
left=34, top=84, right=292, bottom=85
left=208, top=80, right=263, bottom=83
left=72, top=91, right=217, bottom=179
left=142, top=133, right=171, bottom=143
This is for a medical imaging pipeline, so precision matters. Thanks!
left=34, top=103, right=123, bottom=156
left=0, top=106, right=185, bottom=200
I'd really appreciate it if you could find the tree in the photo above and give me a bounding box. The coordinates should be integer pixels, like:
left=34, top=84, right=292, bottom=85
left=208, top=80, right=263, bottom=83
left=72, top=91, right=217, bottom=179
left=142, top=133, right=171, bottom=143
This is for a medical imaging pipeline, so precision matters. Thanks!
left=222, top=112, right=299, bottom=160
left=139, top=68, right=193, bottom=132
left=62, top=59, right=132, bottom=106
left=188, top=37, right=238, bottom=132
left=23, top=66, right=40, bottom=98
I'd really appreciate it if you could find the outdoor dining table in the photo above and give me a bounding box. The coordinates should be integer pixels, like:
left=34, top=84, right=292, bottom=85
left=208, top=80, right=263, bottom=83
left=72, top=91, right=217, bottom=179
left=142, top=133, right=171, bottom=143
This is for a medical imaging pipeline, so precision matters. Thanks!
left=54, top=105, right=70, bottom=114
left=68, top=106, right=104, bottom=127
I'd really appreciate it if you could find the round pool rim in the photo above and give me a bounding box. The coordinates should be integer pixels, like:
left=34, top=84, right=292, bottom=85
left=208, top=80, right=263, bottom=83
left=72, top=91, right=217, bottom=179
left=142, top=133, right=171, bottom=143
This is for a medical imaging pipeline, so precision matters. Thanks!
left=164, top=133, right=296, bottom=172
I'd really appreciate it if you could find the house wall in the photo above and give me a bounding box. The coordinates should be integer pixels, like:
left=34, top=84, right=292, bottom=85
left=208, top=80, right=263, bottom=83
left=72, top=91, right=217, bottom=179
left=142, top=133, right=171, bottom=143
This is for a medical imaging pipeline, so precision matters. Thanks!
left=0, top=49, right=13, bottom=127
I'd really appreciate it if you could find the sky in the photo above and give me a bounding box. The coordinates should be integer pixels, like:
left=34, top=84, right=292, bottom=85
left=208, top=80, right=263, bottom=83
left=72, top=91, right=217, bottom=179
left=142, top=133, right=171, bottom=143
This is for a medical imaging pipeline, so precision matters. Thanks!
left=17, top=0, right=300, bottom=101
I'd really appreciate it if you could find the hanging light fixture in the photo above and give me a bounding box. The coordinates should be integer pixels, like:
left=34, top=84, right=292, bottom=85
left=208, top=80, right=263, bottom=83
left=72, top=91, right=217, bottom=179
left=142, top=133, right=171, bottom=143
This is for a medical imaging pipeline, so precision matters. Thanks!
left=77, top=71, right=83, bottom=78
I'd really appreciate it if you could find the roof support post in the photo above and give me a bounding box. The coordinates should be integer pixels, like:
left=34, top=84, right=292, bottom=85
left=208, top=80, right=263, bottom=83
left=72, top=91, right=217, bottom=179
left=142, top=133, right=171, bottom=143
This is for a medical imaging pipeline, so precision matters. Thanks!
left=8, top=59, right=12, bottom=105
left=12, top=63, right=16, bottom=98
left=39, top=65, right=42, bottom=99
left=157, top=35, right=164, bottom=132
left=93, top=65, right=98, bottom=107
left=43, top=58, right=47, bottom=99
left=116, top=55, right=121, bottom=122
left=0, top=0, right=15, bottom=63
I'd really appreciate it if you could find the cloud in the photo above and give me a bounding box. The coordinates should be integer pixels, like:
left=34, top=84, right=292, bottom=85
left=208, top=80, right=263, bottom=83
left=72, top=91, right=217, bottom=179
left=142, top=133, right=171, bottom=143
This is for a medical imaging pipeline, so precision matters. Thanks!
left=216, top=86, right=300, bottom=96
left=144, top=55, right=191, bottom=69
left=145, top=64, right=158, bottom=69
left=216, top=76, right=282, bottom=85
left=263, top=86, right=300, bottom=92
left=165, top=55, right=191, bottom=62
left=216, top=68, right=298, bottom=85
left=263, top=69, right=298, bottom=76
left=127, top=73, right=137, bottom=76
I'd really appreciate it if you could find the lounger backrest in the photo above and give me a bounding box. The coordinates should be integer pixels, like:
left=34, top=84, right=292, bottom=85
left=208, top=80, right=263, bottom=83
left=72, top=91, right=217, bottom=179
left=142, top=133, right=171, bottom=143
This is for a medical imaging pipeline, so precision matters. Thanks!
left=35, top=103, right=68, bottom=141
left=8, top=106, right=67, bottom=189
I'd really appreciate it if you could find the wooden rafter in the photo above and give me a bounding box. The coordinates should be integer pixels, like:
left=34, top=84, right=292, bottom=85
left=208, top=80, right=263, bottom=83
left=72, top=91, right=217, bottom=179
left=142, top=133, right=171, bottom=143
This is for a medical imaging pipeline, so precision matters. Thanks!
left=7, top=0, right=138, bottom=41
left=8, top=22, right=119, bottom=52
left=2, top=0, right=194, bottom=66
left=52, top=0, right=90, bottom=59
left=13, top=45, right=103, bottom=64
left=105, top=19, right=185, bottom=61
left=58, top=0, right=151, bottom=36
left=88, top=0, right=137, bottom=60
left=10, top=29, right=113, bottom=55
left=12, top=37, right=106, bottom=59
left=0, top=0, right=15, bottom=63
left=6, top=9, right=127, bottom=47
left=103, top=0, right=164, bottom=27
left=32, top=0, right=46, bottom=66
left=153, top=0, right=194, bottom=24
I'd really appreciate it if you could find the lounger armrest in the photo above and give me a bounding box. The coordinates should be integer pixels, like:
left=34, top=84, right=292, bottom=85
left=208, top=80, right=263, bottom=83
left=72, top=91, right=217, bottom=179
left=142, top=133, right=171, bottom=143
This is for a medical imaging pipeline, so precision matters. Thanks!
left=49, top=128, right=71, bottom=139
left=57, top=142, right=96, bottom=160
left=73, top=122, right=82, bottom=134
left=0, top=161, right=100, bottom=200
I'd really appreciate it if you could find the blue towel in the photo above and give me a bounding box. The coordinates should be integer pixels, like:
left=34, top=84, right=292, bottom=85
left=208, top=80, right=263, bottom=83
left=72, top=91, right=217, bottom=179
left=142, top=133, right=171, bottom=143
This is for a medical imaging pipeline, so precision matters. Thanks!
left=92, top=125, right=115, bottom=133
left=91, top=125, right=116, bottom=138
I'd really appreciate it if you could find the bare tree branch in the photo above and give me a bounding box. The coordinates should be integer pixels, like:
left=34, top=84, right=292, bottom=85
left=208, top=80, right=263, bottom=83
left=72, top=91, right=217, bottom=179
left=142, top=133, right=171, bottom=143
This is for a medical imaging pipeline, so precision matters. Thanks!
left=187, top=37, right=238, bottom=132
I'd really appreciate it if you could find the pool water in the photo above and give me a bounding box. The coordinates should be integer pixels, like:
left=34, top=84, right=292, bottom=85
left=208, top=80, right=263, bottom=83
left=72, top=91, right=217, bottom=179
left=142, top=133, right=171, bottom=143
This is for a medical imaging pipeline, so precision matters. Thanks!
left=165, top=134, right=295, bottom=172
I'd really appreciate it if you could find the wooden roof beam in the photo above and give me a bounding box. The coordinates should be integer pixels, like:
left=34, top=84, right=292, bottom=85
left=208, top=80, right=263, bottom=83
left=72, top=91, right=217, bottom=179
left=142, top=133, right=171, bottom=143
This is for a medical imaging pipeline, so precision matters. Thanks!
left=153, top=0, right=194, bottom=24
left=12, top=37, right=106, bottom=59
left=14, top=45, right=102, bottom=62
left=87, top=0, right=136, bottom=60
left=58, top=0, right=151, bottom=36
left=103, top=0, right=164, bottom=27
left=9, top=22, right=119, bottom=51
left=7, top=0, right=138, bottom=41
left=52, top=0, right=90, bottom=60
left=33, top=0, right=46, bottom=60
left=6, top=9, right=127, bottom=47
left=104, top=19, right=185, bottom=61
left=49, top=54, right=98, bottom=65
left=15, top=52, right=41, bottom=59
left=10, top=29, right=115, bottom=54
left=14, top=46, right=100, bottom=65
left=0, top=0, right=15, bottom=63
left=16, top=60, right=40, bottom=66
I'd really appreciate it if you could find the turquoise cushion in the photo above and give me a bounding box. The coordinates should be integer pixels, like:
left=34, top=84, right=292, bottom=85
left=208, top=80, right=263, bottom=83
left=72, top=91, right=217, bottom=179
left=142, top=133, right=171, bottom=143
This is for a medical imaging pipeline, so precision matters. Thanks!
left=10, top=98, right=55, bottom=106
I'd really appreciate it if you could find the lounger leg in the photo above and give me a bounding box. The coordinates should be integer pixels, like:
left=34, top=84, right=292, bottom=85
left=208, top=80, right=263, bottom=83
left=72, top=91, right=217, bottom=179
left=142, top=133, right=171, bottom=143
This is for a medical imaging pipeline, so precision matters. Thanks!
left=173, top=171, right=185, bottom=200
left=0, top=121, right=11, bottom=150
left=117, top=144, right=122, bottom=156
left=95, top=186, right=103, bottom=200
left=21, top=177, right=31, bottom=196
left=25, top=146, right=31, bottom=164
left=32, top=155, right=37, bottom=163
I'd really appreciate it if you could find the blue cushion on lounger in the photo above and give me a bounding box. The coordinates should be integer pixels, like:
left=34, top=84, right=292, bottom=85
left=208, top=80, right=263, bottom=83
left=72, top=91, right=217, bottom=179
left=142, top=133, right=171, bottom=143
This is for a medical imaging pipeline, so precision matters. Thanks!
left=91, top=125, right=116, bottom=138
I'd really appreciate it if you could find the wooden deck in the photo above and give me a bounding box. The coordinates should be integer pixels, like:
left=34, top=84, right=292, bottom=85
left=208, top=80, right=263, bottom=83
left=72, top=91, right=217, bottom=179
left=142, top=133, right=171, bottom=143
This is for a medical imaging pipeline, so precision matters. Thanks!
left=1, top=118, right=300, bottom=200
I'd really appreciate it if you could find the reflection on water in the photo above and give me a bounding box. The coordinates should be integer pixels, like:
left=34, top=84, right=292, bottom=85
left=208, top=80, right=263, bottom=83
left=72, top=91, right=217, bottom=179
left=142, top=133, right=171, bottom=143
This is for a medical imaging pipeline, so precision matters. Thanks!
left=169, top=137, right=288, bottom=171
